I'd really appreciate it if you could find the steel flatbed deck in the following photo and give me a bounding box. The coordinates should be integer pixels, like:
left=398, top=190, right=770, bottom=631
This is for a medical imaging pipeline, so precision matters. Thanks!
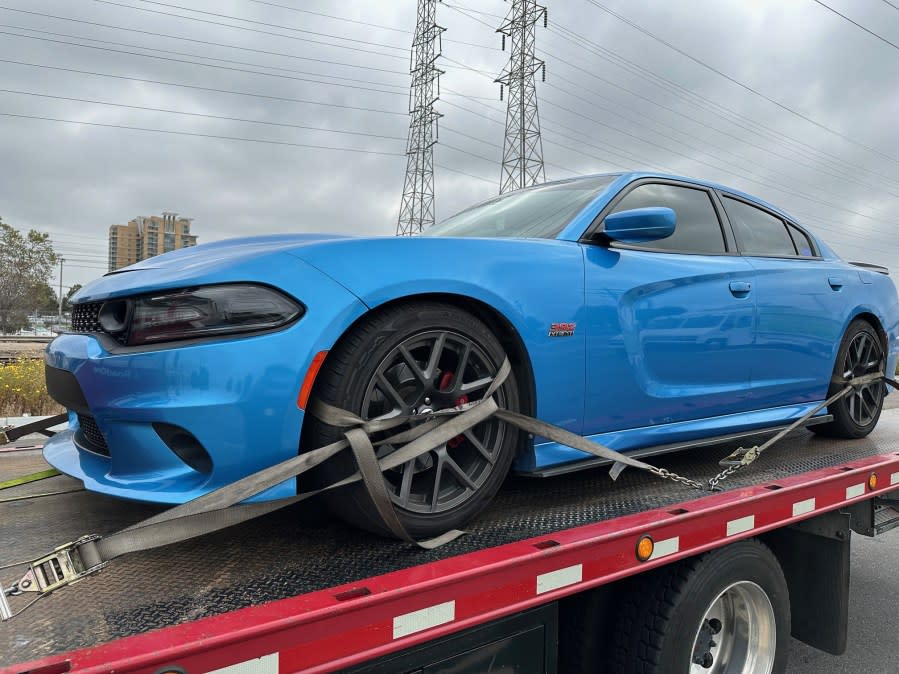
left=3, top=411, right=899, bottom=672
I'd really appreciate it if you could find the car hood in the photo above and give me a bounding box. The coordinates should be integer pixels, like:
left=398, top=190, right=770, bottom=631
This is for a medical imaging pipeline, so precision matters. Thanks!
left=72, top=233, right=353, bottom=302
left=72, top=232, right=571, bottom=307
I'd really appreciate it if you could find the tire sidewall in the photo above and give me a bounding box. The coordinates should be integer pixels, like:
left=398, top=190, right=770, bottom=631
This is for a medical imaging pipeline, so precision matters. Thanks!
left=308, top=302, right=520, bottom=537
left=656, top=543, right=791, bottom=674
left=827, top=320, right=885, bottom=438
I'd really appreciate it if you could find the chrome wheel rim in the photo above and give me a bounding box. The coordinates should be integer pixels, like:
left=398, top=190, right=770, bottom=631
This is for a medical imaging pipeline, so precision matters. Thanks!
left=690, top=581, right=777, bottom=674
left=361, top=330, right=507, bottom=515
left=842, top=330, right=884, bottom=427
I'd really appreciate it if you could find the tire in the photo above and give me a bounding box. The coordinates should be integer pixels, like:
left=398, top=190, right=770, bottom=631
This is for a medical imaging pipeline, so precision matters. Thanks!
left=302, top=301, right=520, bottom=539
left=812, top=319, right=885, bottom=439
left=612, top=540, right=791, bottom=674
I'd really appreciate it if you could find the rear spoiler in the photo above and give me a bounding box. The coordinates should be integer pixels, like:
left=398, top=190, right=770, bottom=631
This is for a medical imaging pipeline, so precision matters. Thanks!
left=849, top=261, right=890, bottom=275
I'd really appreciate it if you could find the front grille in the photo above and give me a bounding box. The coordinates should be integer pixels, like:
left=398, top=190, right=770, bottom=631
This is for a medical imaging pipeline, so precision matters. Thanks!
left=71, top=302, right=102, bottom=333
left=71, top=301, right=128, bottom=344
left=76, top=413, right=110, bottom=456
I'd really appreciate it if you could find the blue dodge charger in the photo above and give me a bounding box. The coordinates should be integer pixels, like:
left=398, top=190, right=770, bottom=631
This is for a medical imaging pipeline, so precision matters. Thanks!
left=44, top=173, right=899, bottom=537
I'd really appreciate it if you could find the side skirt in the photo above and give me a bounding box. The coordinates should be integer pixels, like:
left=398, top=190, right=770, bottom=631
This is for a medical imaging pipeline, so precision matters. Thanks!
left=522, top=414, right=832, bottom=478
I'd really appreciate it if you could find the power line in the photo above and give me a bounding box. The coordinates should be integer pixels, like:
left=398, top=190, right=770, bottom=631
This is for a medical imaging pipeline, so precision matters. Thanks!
left=92, top=0, right=409, bottom=52
left=244, top=0, right=498, bottom=51
left=0, top=3, right=409, bottom=61
left=543, top=21, right=899, bottom=187
left=0, top=89, right=406, bottom=140
left=0, top=30, right=409, bottom=97
left=0, top=23, right=409, bottom=89
left=246, top=0, right=409, bottom=34
left=0, top=58, right=409, bottom=116
left=442, top=86, right=899, bottom=232
left=881, top=0, right=899, bottom=10
left=0, top=112, right=407, bottom=156
left=434, top=163, right=497, bottom=185
left=443, top=2, right=899, bottom=191
left=810, top=0, right=899, bottom=50
left=444, top=49, right=899, bottom=203
left=537, top=31, right=899, bottom=194
left=0, top=7, right=408, bottom=75
left=442, top=94, right=678, bottom=174
left=582, top=0, right=899, bottom=167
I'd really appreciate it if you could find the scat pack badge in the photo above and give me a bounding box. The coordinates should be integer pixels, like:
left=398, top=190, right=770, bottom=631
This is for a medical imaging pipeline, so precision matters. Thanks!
left=548, top=322, right=576, bottom=337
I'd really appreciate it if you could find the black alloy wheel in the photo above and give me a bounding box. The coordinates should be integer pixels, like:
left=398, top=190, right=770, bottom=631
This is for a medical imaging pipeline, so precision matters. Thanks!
left=814, top=319, right=886, bottom=439
left=303, top=302, right=520, bottom=538
left=361, top=329, right=509, bottom=515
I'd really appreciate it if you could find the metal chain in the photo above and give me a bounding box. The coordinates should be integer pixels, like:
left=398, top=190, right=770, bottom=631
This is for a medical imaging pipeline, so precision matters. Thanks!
left=707, top=463, right=745, bottom=491
left=705, top=371, right=888, bottom=490
left=647, top=466, right=705, bottom=490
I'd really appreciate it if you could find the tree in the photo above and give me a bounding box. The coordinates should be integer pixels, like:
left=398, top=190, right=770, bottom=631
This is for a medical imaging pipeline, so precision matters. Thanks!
left=28, top=281, right=59, bottom=315
left=63, top=284, right=83, bottom=312
left=0, top=219, right=58, bottom=334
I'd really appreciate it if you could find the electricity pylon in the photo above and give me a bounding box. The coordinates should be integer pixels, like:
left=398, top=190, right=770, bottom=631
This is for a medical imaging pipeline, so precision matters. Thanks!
left=496, top=0, right=547, bottom=194
left=396, top=0, right=444, bottom=236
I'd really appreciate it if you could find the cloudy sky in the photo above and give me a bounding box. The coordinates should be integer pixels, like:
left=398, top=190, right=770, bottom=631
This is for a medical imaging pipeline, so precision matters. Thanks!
left=0, top=0, right=897, bottom=292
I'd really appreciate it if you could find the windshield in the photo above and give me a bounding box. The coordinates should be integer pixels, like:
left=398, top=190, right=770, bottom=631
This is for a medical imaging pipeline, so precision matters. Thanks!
left=425, top=175, right=618, bottom=239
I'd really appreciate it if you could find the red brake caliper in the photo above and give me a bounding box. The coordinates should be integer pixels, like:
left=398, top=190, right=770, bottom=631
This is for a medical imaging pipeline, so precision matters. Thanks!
left=439, top=372, right=468, bottom=448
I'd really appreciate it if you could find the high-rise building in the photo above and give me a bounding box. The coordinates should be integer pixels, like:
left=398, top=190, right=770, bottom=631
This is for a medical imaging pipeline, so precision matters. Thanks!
left=108, top=212, right=198, bottom=271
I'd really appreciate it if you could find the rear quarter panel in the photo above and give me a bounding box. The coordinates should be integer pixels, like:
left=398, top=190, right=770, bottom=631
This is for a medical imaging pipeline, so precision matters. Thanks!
left=853, top=268, right=899, bottom=384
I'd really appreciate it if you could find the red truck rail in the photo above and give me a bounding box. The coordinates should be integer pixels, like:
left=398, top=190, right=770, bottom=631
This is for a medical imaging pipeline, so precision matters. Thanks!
left=5, top=446, right=898, bottom=674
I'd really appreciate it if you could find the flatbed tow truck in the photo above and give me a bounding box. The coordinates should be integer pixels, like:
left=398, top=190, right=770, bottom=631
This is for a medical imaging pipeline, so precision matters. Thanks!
left=3, top=409, right=899, bottom=673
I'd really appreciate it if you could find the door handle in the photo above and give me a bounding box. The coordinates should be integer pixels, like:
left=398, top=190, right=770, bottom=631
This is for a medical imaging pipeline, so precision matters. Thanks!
left=828, top=276, right=844, bottom=290
left=729, top=281, right=752, bottom=297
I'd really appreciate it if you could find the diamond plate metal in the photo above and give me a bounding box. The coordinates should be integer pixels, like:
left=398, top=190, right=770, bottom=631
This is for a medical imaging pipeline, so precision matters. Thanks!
left=3, top=413, right=899, bottom=664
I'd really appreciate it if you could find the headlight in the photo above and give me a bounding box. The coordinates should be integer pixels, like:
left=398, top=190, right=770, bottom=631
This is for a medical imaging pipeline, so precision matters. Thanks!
left=123, top=284, right=303, bottom=346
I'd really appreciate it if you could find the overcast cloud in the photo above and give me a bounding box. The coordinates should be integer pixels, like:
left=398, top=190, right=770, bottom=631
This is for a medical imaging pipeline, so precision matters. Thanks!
left=0, top=0, right=897, bottom=291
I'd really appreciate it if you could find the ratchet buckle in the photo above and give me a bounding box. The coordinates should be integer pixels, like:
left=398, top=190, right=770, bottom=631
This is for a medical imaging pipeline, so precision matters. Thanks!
left=1, top=534, right=106, bottom=620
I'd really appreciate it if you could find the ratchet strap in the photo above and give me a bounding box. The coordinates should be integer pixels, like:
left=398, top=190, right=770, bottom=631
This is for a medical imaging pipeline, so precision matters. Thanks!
left=2, top=364, right=894, bottom=619
left=0, top=413, right=68, bottom=445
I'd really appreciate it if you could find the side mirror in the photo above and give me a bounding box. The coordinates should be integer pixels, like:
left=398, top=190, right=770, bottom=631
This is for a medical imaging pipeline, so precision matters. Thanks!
left=602, top=207, right=676, bottom=244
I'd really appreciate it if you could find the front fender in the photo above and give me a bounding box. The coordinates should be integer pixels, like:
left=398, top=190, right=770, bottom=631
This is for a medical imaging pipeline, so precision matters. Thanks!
left=291, top=237, right=588, bottom=435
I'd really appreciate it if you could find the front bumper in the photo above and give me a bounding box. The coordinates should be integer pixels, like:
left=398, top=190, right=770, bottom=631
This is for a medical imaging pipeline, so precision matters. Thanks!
left=42, top=330, right=313, bottom=503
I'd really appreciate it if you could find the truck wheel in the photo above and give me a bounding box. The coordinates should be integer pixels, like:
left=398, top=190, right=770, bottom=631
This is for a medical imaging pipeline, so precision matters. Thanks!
left=613, top=540, right=790, bottom=674
left=813, top=319, right=885, bottom=439
left=303, top=301, right=520, bottom=539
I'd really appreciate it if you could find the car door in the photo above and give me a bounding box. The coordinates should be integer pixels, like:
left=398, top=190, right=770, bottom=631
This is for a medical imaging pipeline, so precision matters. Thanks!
left=719, top=193, right=849, bottom=408
left=582, top=180, right=757, bottom=437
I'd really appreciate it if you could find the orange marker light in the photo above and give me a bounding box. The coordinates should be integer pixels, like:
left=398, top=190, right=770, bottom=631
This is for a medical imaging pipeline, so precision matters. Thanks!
left=298, top=351, right=329, bottom=410
left=868, top=473, right=878, bottom=490
left=636, top=535, right=654, bottom=562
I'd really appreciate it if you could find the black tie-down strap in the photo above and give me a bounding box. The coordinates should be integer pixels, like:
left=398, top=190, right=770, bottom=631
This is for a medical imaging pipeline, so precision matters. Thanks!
left=0, top=413, right=68, bottom=444
left=2, top=364, right=895, bottom=619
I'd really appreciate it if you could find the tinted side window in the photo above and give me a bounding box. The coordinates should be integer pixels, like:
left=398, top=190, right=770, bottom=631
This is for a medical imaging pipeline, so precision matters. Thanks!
left=787, top=223, right=815, bottom=257
left=610, top=183, right=725, bottom=254
left=723, top=197, right=796, bottom=256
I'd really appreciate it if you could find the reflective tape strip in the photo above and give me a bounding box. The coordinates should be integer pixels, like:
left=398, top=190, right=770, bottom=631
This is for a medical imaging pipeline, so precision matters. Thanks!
left=846, top=483, right=865, bottom=499
left=393, top=600, right=455, bottom=639
left=649, top=536, right=679, bottom=561
left=792, top=498, right=816, bottom=517
left=727, top=515, right=755, bottom=537
left=208, top=653, right=278, bottom=674
left=891, top=471, right=899, bottom=486
left=536, top=564, right=582, bottom=595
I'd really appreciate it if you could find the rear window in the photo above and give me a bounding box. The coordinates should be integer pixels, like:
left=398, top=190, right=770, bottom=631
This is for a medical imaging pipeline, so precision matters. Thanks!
left=722, top=196, right=796, bottom=257
left=787, top=223, right=815, bottom=257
